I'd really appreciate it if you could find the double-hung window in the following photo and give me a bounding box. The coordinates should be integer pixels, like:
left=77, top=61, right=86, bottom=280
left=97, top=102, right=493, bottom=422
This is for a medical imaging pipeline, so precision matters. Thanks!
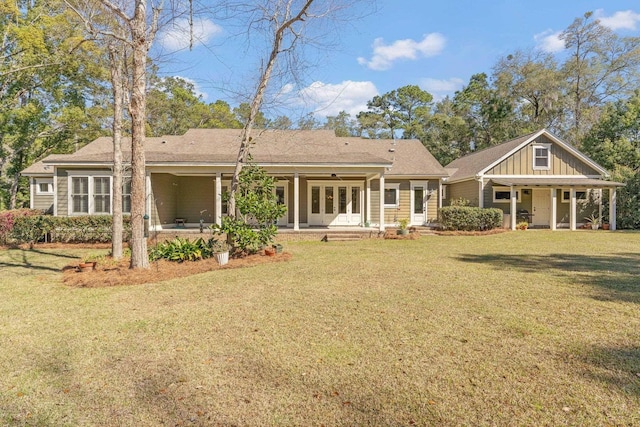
left=384, top=183, right=400, bottom=208
left=532, top=144, right=551, bottom=170
left=69, top=174, right=111, bottom=215
left=71, top=177, right=90, bottom=214
left=493, top=187, right=520, bottom=203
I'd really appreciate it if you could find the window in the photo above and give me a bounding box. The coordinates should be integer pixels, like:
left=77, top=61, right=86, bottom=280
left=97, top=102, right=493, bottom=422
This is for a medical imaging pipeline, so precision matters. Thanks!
left=384, top=184, right=400, bottom=207
left=493, top=187, right=520, bottom=203
left=69, top=174, right=112, bottom=215
left=532, top=144, right=551, bottom=170
left=311, top=186, right=320, bottom=214
left=122, top=178, right=132, bottom=214
left=561, top=190, right=587, bottom=203
left=351, top=187, right=361, bottom=214
left=36, top=179, right=53, bottom=194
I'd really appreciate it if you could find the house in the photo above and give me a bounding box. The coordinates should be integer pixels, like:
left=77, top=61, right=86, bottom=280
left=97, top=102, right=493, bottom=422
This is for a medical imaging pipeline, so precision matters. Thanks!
left=444, top=129, right=624, bottom=230
left=21, top=129, right=448, bottom=232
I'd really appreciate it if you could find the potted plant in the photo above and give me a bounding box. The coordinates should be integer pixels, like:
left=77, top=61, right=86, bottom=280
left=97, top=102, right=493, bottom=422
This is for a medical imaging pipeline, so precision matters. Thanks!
left=78, top=254, right=99, bottom=272
left=211, top=240, right=230, bottom=265
left=516, top=221, right=528, bottom=230
left=397, top=218, right=410, bottom=235
left=584, top=213, right=601, bottom=230
left=272, top=243, right=283, bottom=254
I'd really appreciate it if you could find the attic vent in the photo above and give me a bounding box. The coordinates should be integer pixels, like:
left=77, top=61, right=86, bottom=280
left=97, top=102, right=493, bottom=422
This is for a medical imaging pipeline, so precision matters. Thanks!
left=388, top=148, right=395, bottom=152
left=161, top=140, right=167, bottom=144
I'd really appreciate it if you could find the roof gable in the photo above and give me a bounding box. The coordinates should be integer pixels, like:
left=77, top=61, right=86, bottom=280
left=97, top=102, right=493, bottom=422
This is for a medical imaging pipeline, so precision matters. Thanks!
left=445, top=129, right=609, bottom=182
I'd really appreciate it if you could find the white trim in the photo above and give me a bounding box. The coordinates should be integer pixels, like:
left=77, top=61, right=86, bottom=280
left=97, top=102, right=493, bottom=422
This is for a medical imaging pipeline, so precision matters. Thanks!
left=383, top=183, right=400, bottom=208
left=410, top=181, right=428, bottom=226
left=30, top=178, right=35, bottom=209
left=293, top=173, right=300, bottom=231
left=35, top=178, right=53, bottom=195
left=532, top=143, right=551, bottom=171
left=485, top=174, right=600, bottom=179
left=493, top=186, right=521, bottom=203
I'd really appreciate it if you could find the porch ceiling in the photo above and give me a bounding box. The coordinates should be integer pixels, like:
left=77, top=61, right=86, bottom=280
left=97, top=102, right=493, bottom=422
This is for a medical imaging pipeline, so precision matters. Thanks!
left=491, top=178, right=625, bottom=188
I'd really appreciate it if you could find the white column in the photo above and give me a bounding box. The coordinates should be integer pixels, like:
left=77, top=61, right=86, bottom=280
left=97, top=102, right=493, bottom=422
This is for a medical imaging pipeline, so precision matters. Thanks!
left=293, top=173, right=300, bottom=231
left=478, top=179, right=484, bottom=208
left=215, top=173, right=222, bottom=226
left=379, top=174, right=385, bottom=232
left=510, top=186, right=517, bottom=230
left=570, top=188, right=577, bottom=231
left=145, top=173, right=152, bottom=217
left=609, top=188, right=617, bottom=231
left=366, top=177, right=371, bottom=226
left=598, top=189, right=603, bottom=224
left=30, top=178, right=35, bottom=209
left=438, top=180, right=443, bottom=210
left=550, top=188, right=557, bottom=231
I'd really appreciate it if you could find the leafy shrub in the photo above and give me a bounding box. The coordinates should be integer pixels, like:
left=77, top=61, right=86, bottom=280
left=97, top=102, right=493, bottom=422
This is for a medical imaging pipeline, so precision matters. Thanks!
left=0, top=209, right=43, bottom=245
left=9, top=215, right=131, bottom=244
left=213, top=163, right=286, bottom=254
left=439, top=206, right=503, bottom=231
left=149, top=237, right=220, bottom=262
left=617, top=171, right=640, bottom=229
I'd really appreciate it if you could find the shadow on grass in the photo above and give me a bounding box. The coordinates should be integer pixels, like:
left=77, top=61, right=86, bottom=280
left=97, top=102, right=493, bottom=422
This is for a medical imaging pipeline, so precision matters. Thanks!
left=455, top=252, right=640, bottom=303
left=570, top=344, right=640, bottom=396
left=0, top=248, right=80, bottom=273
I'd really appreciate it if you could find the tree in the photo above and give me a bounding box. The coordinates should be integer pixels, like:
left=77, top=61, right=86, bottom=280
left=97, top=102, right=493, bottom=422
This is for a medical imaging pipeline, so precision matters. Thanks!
left=1, top=0, right=105, bottom=209
left=356, top=85, right=432, bottom=139
left=560, top=11, right=640, bottom=142
left=419, top=96, right=470, bottom=166
left=324, top=110, right=357, bottom=137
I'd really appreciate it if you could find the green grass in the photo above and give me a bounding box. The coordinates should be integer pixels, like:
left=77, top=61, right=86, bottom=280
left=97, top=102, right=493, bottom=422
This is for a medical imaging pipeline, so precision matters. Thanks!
left=1, top=231, right=639, bottom=426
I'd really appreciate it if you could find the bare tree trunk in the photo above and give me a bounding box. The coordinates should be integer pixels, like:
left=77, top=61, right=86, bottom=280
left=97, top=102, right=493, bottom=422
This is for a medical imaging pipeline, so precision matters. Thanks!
left=109, top=43, right=124, bottom=259
left=9, top=171, right=19, bottom=210
left=228, top=0, right=315, bottom=217
left=128, top=0, right=150, bottom=269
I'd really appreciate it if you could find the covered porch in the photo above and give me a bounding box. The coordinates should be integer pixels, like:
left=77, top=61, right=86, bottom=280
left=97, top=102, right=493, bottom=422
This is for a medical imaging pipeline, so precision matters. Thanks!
left=490, top=178, right=625, bottom=231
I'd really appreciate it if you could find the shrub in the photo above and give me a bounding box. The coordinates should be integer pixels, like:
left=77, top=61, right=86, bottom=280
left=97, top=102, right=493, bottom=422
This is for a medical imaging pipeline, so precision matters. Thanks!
left=149, top=237, right=219, bottom=262
left=439, top=206, right=503, bottom=231
left=0, top=209, right=42, bottom=245
left=8, top=215, right=131, bottom=244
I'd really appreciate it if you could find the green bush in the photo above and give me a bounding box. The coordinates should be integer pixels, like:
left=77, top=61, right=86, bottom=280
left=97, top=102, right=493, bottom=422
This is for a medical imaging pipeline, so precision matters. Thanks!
left=0, top=209, right=42, bottom=245
left=9, top=215, right=131, bottom=244
left=149, top=237, right=220, bottom=262
left=439, top=206, right=503, bottom=231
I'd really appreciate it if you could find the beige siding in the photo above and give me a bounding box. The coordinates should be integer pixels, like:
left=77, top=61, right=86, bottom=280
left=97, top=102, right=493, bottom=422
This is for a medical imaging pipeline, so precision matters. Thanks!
left=150, top=173, right=178, bottom=225
left=33, top=194, right=54, bottom=212
left=488, top=135, right=600, bottom=176
left=426, top=180, right=439, bottom=222
left=370, top=179, right=380, bottom=222
left=447, top=179, right=480, bottom=206
left=56, top=169, right=68, bottom=216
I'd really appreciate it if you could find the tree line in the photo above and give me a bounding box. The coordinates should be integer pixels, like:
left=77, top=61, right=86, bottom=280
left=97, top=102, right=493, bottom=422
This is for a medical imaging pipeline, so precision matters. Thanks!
left=2, top=7, right=639, bottom=230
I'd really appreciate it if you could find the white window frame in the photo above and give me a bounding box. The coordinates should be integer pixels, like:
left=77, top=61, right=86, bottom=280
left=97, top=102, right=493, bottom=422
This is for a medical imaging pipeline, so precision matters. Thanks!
left=67, top=172, right=112, bottom=215
left=384, top=183, right=400, bottom=208
left=441, top=185, right=447, bottom=200
left=36, top=178, right=53, bottom=195
left=493, top=186, right=520, bottom=203
left=532, top=144, right=551, bottom=171
left=561, top=189, right=588, bottom=203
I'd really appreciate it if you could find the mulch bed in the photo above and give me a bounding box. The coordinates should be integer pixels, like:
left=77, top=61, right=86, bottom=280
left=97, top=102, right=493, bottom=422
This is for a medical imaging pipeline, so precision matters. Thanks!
left=62, top=251, right=292, bottom=288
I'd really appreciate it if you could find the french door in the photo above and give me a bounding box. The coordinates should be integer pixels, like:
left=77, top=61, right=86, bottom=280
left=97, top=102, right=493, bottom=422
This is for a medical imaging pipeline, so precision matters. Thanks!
left=309, top=182, right=363, bottom=226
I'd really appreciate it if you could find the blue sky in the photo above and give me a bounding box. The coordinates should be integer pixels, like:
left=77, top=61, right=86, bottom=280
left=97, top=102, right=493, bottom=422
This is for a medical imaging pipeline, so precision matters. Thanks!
left=154, top=1, right=640, bottom=121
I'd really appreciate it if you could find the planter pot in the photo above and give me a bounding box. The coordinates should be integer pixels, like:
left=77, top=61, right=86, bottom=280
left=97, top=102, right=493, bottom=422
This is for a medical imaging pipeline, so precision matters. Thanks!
left=602, top=223, right=610, bottom=230
left=591, top=224, right=599, bottom=230
left=214, top=251, right=229, bottom=266
left=397, top=229, right=409, bottom=236
left=265, top=248, right=276, bottom=256
left=78, top=261, right=96, bottom=272
left=272, top=244, right=283, bottom=254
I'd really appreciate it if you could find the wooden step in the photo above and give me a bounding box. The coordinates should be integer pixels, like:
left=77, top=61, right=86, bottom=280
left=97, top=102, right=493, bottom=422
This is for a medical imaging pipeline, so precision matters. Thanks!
left=322, top=233, right=366, bottom=242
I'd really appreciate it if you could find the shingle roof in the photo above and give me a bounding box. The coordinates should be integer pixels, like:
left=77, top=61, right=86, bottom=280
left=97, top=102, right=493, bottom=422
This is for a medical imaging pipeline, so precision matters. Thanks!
left=26, top=129, right=447, bottom=177
left=445, top=130, right=541, bottom=182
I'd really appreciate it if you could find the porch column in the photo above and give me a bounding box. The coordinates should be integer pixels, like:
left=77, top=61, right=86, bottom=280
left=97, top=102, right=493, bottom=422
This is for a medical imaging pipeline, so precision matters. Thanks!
left=598, top=189, right=603, bottom=224
left=550, top=188, right=557, bottom=230
left=215, top=173, right=222, bottom=226
left=478, top=179, right=484, bottom=208
left=510, top=186, right=517, bottom=230
left=145, top=173, right=152, bottom=218
left=438, top=180, right=443, bottom=210
left=609, top=188, right=617, bottom=231
left=570, top=188, right=577, bottom=231
left=293, top=172, right=300, bottom=231
left=366, top=178, right=371, bottom=225
left=30, top=178, right=35, bottom=209
left=379, top=174, right=385, bottom=232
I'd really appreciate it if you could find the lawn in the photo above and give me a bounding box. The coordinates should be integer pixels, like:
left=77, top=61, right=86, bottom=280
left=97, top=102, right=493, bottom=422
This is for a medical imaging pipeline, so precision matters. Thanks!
left=0, top=231, right=639, bottom=426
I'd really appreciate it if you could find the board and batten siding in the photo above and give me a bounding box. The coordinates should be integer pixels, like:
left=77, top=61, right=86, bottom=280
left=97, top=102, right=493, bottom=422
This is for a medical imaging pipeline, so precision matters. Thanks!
left=447, top=179, right=480, bottom=207
left=487, top=136, right=599, bottom=176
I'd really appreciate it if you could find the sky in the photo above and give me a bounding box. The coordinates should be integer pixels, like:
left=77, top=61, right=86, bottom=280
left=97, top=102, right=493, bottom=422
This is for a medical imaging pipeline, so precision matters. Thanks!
left=153, top=0, right=640, bottom=121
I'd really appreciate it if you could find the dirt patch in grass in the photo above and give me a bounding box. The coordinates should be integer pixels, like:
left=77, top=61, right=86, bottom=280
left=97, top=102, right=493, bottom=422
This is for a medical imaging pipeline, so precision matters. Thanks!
left=62, top=251, right=292, bottom=288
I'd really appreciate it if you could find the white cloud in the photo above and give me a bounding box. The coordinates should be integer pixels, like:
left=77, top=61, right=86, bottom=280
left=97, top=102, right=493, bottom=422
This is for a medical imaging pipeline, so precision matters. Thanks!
left=534, top=29, right=565, bottom=53
left=297, top=80, right=379, bottom=117
left=158, top=18, right=222, bottom=51
left=420, top=77, right=464, bottom=98
left=357, top=33, right=446, bottom=71
left=595, top=9, right=640, bottom=30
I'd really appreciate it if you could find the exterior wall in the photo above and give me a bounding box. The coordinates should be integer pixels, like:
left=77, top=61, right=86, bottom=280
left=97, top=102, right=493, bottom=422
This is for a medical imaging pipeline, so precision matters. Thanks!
left=483, top=181, right=528, bottom=214
left=176, top=176, right=214, bottom=224
left=487, top=135, right=600, bottom=176
left=56, top=168, right=68, bottom=216
left=446, top=179, right=480, bottom=206
left=150, top=173, right=178, bottom=226
left=370, top=179, right=380, bottom=223
left=370, top=179, right=412, bottom=225
left=32, top=178, right=54, bottom=213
